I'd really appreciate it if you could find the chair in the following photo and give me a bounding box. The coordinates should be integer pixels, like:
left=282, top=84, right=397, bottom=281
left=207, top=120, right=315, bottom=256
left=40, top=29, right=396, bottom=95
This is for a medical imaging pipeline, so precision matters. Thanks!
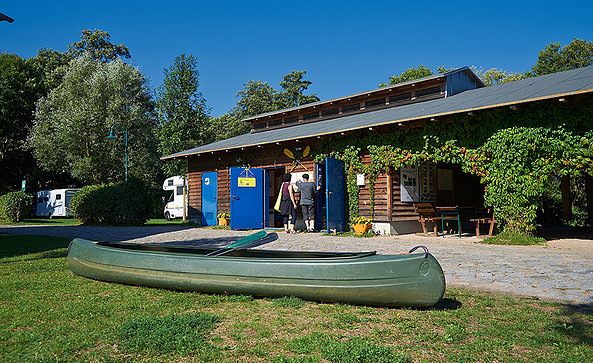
left=413, top=203, right=442, bottom=237
left=439, top=207, right=461, bottom=238
left=470, top=207, right=497, bottom=237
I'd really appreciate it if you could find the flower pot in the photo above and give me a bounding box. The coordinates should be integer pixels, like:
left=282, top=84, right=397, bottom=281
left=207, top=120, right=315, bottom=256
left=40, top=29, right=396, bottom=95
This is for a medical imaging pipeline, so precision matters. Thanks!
left=218, top=218, right=230, bottom=226
left=353, top=223, right=372, bottom=235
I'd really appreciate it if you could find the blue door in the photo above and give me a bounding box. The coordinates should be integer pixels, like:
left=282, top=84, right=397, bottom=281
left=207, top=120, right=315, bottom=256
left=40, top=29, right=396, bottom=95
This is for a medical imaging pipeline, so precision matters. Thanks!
left=201, top=172, right=218, bottom=226
left=325, top=157, right=347, bottom=232
left=315, top=162, right=325, bottom=231
left=230, top=167, right=265, bottom=229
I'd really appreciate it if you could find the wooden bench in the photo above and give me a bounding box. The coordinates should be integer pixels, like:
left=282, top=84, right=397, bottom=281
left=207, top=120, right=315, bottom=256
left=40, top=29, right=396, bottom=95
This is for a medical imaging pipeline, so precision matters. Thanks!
left=413, top=203, right=442, bottom=237
left=470, top=207, right=497, bottom=237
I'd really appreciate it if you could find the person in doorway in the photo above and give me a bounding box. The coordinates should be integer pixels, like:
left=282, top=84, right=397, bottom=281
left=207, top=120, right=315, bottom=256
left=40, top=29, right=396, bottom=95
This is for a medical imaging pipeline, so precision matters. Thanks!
left=296, top=173, right=320, bottom=232
left=279, top=173, right=298, bottom=233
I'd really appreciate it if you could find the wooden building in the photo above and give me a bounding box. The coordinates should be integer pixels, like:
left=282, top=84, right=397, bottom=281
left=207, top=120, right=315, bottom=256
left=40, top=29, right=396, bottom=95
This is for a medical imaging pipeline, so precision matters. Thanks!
left=162, top=66, right=593, bottom=233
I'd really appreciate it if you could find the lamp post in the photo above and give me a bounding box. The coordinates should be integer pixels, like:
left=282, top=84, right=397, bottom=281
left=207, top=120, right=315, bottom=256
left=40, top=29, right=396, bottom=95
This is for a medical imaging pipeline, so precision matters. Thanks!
left=106, top=123, right=128, bottom=182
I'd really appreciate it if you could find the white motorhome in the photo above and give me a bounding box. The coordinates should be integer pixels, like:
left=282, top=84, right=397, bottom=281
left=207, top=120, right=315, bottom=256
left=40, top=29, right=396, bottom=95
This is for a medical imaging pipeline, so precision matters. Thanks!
left=35, top=189, right=81, bottom=217
left=163, top=176, right=187, bottom=220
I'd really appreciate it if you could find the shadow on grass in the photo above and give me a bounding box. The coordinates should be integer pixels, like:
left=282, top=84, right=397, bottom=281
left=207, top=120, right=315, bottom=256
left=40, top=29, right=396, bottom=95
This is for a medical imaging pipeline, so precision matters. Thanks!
left=552, top=303, right=593, bottom=347
left=0, top=235, right=72, bottom=260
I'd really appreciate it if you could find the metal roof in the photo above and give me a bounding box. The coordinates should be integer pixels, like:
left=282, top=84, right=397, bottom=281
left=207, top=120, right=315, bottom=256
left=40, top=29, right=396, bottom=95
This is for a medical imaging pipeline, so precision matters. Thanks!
left=163, top=66, right=593, bottom=160
left=241, top=67, right=484, bottom=122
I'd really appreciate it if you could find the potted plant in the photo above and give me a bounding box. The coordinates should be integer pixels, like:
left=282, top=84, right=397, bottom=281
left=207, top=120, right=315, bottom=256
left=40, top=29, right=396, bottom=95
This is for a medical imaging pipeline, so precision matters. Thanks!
left=217, top=212, right=230, bottom=226
left=351, top=216, right=372, bottom=235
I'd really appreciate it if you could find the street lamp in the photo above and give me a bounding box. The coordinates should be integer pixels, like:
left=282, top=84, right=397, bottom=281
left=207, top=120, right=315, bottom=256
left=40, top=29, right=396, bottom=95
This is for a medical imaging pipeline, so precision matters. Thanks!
left=106, top=123, right=128, bottom=182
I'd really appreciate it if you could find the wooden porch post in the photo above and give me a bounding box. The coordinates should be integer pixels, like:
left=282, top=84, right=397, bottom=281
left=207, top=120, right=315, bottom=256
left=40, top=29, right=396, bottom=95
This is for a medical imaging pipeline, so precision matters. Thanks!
left=561, top=175, right=572, bottom=221
left=387, top=171, right=393, bottom=221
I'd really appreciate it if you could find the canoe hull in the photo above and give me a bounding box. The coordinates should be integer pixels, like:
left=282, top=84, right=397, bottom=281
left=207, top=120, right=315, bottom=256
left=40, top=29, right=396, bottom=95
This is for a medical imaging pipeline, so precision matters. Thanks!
left=67, top=238, right=446, bottom=307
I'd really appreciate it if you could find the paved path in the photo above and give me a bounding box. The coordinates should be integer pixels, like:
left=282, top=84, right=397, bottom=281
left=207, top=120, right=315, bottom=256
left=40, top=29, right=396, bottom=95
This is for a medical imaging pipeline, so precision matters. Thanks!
left=2, top=224, right=592, bottom=306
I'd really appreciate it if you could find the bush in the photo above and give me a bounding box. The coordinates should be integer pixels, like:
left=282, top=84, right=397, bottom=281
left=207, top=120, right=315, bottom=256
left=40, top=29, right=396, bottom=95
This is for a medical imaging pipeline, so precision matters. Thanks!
left=70, top=177, right=157, bottom=225
left=0, top=191, right=32, bottom=222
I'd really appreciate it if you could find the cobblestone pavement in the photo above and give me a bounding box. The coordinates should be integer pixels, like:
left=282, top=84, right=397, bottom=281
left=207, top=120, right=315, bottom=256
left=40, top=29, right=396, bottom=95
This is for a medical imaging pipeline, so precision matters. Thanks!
left=2, top=224, right=592, bottom=305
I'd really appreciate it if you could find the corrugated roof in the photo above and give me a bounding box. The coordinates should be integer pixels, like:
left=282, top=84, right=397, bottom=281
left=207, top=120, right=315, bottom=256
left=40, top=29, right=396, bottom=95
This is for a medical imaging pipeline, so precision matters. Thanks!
left=163, top=66, right=593, bottom=160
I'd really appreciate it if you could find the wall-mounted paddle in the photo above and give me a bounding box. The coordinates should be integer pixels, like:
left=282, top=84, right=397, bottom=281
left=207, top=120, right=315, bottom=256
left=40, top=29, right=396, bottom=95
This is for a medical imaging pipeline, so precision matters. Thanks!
left=284, top=148, right=308, bottom=171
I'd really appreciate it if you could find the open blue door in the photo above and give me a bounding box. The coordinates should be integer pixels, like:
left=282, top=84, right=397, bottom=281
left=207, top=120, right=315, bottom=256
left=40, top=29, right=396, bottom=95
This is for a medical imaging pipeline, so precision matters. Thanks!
left=315, top=162, right=325, bottom=231
left=230, top=167, right=265, bottom=229
left=325, top=157, right=347, bottom=232
left=201, top=172, right=218, bottom=226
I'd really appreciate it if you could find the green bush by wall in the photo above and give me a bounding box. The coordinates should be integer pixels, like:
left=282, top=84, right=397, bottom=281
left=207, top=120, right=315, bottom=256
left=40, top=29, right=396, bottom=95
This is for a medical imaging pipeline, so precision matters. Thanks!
left=0, top=191, right=32, bottom=222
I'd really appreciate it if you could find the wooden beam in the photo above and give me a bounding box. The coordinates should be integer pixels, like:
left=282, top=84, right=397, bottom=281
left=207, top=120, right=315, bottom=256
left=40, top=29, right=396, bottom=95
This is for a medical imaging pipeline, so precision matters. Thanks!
left=387, top=172, right=393, bottom=221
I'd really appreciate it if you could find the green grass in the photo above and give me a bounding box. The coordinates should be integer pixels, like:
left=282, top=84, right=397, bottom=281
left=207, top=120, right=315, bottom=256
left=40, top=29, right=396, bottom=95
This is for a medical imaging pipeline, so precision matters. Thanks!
left=0, top=217, right=81, bottom=226
left=480, top=230, right=547, bottom=245
left=1, top=234, right=591, bottom=362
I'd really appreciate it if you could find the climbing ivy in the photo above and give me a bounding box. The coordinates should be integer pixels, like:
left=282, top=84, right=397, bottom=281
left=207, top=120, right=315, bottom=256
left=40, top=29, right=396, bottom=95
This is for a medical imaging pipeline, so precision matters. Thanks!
left=311, top=100, right=593, bottom=233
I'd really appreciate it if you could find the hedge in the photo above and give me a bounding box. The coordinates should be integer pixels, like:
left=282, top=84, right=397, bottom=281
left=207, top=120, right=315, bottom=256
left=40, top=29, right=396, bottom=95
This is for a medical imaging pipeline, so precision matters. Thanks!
left=0, top=191, right=32, bottom=222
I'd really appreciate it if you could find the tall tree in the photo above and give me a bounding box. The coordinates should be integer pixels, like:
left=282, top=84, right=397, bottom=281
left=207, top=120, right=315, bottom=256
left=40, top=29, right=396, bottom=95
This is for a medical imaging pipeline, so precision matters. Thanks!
left=380, top=65, right=453, bottom=87
left=471, top=67, right=525, bottom=86
left=155, top=54, right=211, bottom=176
left=28, top=55, right=159, bottom=185
left=68, top=29, right=131, bottom=62
left=530, top=38, right=593, bottom=77
left=210, top=71, right=319, bottom=141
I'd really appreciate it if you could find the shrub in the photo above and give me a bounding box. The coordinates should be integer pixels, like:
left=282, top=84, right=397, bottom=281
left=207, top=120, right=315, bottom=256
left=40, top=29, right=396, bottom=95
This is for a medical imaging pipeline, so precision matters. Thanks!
left=0, top=191, right=32, bottom=222
left=70, top=177, right=157, bottom=225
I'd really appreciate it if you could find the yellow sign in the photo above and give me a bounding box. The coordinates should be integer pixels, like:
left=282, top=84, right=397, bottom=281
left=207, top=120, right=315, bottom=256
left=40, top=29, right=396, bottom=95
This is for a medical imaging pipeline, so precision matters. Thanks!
left=238, top=177, right=256, bottom=187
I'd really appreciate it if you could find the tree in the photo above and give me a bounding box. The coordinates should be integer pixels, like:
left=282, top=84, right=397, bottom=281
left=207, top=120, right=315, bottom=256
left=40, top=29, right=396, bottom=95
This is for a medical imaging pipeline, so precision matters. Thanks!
left=530, top=38, right=593, bottom=76
left=380, top=65, right=454, bottom=87
left=471, top=67, right=526, bottom=86
left=68, top=29, right=131, bottom=62
left=0, top=53, right=45, bottom=193
left=155, top=54, right=211, bottom=176
left=28, top=55, right=159, bottom=185
left=210, top=71, right=319, bottom=141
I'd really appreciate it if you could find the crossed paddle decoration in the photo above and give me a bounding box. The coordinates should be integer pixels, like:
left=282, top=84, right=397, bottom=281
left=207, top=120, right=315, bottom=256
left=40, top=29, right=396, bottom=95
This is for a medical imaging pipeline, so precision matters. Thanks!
left=284, top=146, right=310, bottom=172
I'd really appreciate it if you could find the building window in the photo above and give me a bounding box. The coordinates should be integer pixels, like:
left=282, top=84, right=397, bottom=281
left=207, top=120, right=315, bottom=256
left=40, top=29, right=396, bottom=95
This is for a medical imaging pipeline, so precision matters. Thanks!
left=415, top=86, right=442, bottom=98
left=284, top=116, right=299, bottom=125
left=268, top=119, right=282, bottom=127
left=177, top=186, right=184, bottom=195
left=322, top=108, right=339, bottom=117
left=389, top=92, right=412, bottom=103
left=253, top=122, right=266, bottom=130
left=365, top=98, right=386, bottom=108
left=342, top=103, right=360, bottom=113
left=303, top=112, right=319, bottom=121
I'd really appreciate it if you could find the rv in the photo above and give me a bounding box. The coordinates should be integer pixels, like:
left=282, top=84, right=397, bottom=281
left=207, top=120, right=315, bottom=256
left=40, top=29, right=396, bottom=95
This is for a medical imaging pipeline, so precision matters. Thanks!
left=35, top=189, right=81, bottom=217
left=163, top=176, right=187, bottom=220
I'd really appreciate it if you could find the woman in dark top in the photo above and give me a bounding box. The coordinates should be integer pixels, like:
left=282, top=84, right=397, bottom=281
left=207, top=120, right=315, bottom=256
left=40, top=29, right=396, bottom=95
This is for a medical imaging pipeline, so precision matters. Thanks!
left=279, top=173, right=297, bottom=233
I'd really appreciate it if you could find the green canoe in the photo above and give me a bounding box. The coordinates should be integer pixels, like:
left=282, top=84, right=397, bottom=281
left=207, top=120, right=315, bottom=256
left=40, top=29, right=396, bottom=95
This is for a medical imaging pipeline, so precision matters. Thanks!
left=67, top=231, right=446, bottom=307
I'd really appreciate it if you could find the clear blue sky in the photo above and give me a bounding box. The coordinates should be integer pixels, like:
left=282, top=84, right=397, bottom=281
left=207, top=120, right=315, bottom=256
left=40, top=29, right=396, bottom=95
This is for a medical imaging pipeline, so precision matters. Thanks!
left=1, top=1, right=592, bottom=117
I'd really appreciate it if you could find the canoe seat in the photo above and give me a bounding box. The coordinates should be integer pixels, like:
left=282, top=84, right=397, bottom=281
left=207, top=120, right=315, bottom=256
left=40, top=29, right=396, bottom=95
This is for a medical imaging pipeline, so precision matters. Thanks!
left=470, top=207, right=497, bottom=237
left=413, top=203, right=442, bottom=237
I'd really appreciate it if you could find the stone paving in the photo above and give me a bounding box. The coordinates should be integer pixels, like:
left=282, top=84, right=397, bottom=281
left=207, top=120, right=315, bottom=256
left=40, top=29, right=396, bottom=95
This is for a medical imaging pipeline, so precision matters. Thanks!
left=1, top=224, right=592, bottom=306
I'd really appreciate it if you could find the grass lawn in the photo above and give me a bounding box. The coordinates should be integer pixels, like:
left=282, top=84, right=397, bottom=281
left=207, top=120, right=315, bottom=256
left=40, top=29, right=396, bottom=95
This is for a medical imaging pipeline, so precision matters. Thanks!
left=1, top=235, right=591, bottom=362
left=0, top=218, right=191, bottom=227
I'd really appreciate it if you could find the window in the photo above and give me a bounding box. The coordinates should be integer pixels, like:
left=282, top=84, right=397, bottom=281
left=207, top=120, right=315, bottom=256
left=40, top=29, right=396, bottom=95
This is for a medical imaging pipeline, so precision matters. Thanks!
left=322, top=108, right=339, bottom=117
left=284, top=116, right=299, bottom=125
left=389, top=92, right=412, bottom=103
left=168, top=179, right=174, bottom=186
left=268, top=119, right=282, bottom=127
left=253, top=122, right=266, bottom=130
left=303, top=112, right=319, bottom=121
left=56, top=194, right=62, bottom=200
left=38, top=198, right=43, bottom=204
left=365, top=98, right=386, bottom=108
left=415, top=86, right=441, bottom=98
left=176, top=186, right=184, bottom=195
left=342, top=103, right=360, bottom=113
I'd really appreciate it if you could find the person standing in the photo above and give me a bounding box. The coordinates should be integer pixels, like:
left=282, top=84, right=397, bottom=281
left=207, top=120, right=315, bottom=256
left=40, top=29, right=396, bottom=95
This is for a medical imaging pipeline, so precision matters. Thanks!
left=279, top=173, right=297, bottom=233
left=296, top=173, right=320, bottom=232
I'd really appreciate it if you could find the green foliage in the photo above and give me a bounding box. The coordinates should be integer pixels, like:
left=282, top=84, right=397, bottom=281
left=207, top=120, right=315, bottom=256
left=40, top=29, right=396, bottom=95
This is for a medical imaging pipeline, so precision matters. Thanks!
left=67, top=29, right=131, bottom=62
left=70, top=178, right=156, bottom=225
left=380, top=64, right=434, bottom=86
left=29, top=55, right=159, bottom=185
left=0, top=191, right=32, bottom=222
left=156, top=54, right=211, bottom=176
left=530, top=38, right=593, bottom=76
left=118, top=313, right=219, bottom=355
left=480, top=230, right=547, bottom=246
left=471, top=66, right=526, bottom=86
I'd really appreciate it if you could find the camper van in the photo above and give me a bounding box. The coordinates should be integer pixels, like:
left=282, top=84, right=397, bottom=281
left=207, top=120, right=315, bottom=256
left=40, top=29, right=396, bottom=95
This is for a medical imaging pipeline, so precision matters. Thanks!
left=163, top=176, right=187, bottom=220
left=35, top=189, right=81, bottom=217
